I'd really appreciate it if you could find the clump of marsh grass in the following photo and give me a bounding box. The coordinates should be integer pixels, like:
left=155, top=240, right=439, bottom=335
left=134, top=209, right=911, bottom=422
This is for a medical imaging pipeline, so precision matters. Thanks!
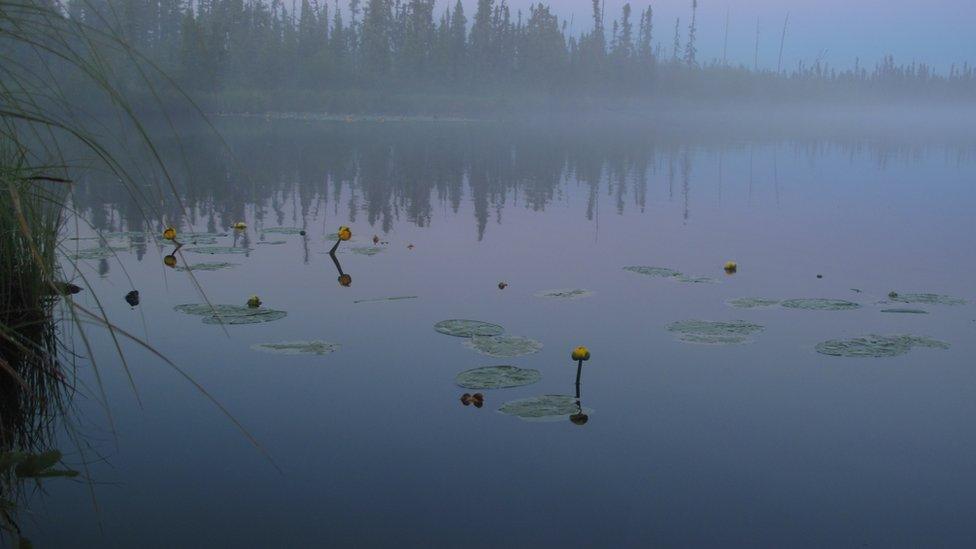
left=0, top=1, right=273, bottom=542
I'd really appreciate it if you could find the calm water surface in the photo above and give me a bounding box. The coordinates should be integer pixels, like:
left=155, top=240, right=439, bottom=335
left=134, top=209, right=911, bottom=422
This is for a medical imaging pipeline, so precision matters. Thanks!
left=32, top=119, right=976, bottom=546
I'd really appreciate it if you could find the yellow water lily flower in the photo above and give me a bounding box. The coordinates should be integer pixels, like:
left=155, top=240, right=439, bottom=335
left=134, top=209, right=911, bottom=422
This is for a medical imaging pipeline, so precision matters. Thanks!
left=572, top=346, right=591, bottom=361
left=247, top=295, right=262, bottom=308
left=233, top=222, right=247, bottom=230
left=163, top=227, right=177, bottom=240
left=724, top=261, right=738, bottom=273
left=337, top=226, right=352, bottom=241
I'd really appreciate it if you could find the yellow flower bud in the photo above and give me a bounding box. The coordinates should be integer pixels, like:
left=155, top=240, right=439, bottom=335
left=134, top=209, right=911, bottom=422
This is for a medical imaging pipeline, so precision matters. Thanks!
left=724, top=261, right=738, bottom=273
left=247, top=295, right=262, bottom=308
left=338, top=226, right=352, bottom=241
left=163, top=255, right=177, bottom=268
left=572, top=346, right=591, bottom=361
left=163, top=227, right=177, bottom=240
left=233, top=222, right=247, bottom=230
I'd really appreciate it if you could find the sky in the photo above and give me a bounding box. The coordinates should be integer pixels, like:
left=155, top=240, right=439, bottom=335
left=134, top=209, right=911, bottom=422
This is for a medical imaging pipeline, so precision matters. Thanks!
left=452, top=0, right=976, bottom=71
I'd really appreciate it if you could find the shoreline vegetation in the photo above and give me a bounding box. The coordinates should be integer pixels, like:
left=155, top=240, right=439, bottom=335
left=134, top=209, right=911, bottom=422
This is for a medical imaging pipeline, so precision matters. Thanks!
left=58, top=0, right=974, bottom=116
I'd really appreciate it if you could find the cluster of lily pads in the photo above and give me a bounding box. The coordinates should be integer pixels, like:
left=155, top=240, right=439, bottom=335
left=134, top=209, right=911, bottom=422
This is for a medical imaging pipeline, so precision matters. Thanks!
left=625, top=264, right=966, bottom=358
left=432, top=319, right=589, bottom=422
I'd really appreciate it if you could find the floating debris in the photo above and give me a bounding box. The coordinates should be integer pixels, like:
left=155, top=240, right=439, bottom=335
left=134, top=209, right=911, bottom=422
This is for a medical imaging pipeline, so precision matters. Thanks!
left=460, top=393, right=485, bottom=408
left=251, top=340, right=339, bottom=356
left=623, top=266, right=682, bottom=278
left=348, top=246, right=384, bottom=256
left=816, top=334, right=950, bottom=358
left=185, top=246, right=251, bottom=255
left=880, top=308, right=929, bottom=314
left=125, top=290, right=140, bottom=307
left=781, top=298, right=861, bottom=311
left=175, top=262, right=238, bottom=272
left=455, top=366, right=542, bottom=389
left=667, top=320, right=764, bottom=345
left=727, top=297, right=781, bottom=309
left=534, top=288, right=594, bottom=300
left=887, top=293, right=966, bottom=306
left=174, top=304, right=287, bottom=325
left=465, top=335, right=543, bottom=358
left=498, top=282, right=508, bottom=290
left=498, top=395, right=590, bottom=422
left=434, top=319, right=504, bottom=338
left=817, top=274, right=824, bottom=279
left=407, top=244, right=415, bottom=250
left=353, top=296, right=418, bottom=304
left=261, top=227, right=304, bottom=235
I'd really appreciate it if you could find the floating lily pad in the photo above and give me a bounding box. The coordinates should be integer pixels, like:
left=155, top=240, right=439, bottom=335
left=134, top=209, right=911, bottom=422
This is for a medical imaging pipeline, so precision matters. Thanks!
left=815, top=334, right=950, bottom=358
left=676, top=274, right=719, bottom=284
left=256, top=240, right=287, bottom=245
left=261, top=227, right=304, bottom=235
left=880, top=308, right=929, bottom=314
left=667, top=320, right=764, bottom=345
left=185, top=246, right=251, bottom=255
left=781, top=298, right=861, bottom=311
left=888, top=293, right=966, bottom=306
left=187, top=236, right=220, bottom=245
left=184, top=231, right=229, bottom=238
left=434, top=319, right=505, bottom=338
left=354, top=296, right=418, bottom=304
left=251, top=340, right=339, bottom=355
left=534, top=288, right=594, bottom=300
left=498, top=395, right=590, bottom=422
left=348, top=246, right=384, bottom=256
left=70, top=246, right=128, bottom=260
left=623, top=266, right=682, bottom=278
left=455, top=365, right=542, bottom=389
left=465, top=335, right=543, bottom=357
left=175, top=262, right=238, bottom=272
left=728, top=297, right=781, bottom=309
left=174, top=304, right=287, bottom=325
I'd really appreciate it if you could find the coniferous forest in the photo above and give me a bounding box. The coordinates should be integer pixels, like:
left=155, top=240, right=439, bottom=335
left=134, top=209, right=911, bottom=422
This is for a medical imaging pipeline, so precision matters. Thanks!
left=58, top=0, right=976, bottom=112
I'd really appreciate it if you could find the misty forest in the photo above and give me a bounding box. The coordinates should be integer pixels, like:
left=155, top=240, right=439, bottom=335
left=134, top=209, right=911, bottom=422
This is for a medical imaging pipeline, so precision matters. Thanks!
left=2, top=0, right=975, bottom=546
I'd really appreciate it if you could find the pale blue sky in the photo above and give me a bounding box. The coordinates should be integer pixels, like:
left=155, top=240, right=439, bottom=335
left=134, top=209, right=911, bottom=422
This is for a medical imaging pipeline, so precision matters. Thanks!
left=451, top=0, right=975, bottom=71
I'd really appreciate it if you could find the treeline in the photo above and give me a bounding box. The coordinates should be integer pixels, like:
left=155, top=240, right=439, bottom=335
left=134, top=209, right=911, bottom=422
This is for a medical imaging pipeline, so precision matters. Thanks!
left=59, top=0, right=976, bottom=109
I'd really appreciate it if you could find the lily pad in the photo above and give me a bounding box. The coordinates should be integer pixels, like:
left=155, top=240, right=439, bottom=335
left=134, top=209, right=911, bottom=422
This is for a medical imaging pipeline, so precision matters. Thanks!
left=675, top=274, right=719, bottom=284
left=186, top=236, right=220, bottom=245
left=816, top=334, right=950, bottom=358
left=465, top=335, right=543, bottom=357
left=667, top=320, right=764, bottom=345
left=623, top=266, right=682, bottom=278
left=455, top=365, right=542, bottom=389
left=185, top=246, right=252, bottom=255
left=781, top=298, right=861, bottom=311
left=174, top=304, right=287, bottom=325
left=498, top=395, right=590, bottom=422
left=256, top=240, right=287, bottom=245
left=261, top=227, right=304, bottom=235
left=728, top=298, right=781, bottom=309
left=70, top=246, right=128, bottom=260
left=184, top=231, right=229, bottom=238
left=888, top=293, right=966, bottom=306
left=880, top=308, right=929, bottom=314
left=175, top=262, right=238, bottom=272
left=349, top=246, right=384, bottom=256
left=534, top=288, right=594, bottom=300
left=354, top=296, right=418, bottom=304
left=434, top=319, right=505, bottom=338
left=251, top=340, right=339, bottom=355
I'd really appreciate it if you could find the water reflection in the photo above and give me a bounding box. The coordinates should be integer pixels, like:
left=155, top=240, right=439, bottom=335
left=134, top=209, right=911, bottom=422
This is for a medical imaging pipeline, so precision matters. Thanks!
left=65, top=119, right=976, bottom=258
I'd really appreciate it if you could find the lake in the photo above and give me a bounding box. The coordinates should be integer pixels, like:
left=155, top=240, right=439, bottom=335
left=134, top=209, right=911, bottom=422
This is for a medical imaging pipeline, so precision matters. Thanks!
left=32, top=117, right=976, bottom=546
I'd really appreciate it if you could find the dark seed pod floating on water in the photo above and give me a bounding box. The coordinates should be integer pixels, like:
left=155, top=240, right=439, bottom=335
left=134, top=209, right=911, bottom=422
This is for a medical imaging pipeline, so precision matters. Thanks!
left=125, top=290, right=140, bottom=307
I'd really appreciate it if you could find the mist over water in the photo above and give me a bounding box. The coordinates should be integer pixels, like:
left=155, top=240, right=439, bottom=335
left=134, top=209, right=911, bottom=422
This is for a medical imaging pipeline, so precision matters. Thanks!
left=3, top=0, right=975, bottom=546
